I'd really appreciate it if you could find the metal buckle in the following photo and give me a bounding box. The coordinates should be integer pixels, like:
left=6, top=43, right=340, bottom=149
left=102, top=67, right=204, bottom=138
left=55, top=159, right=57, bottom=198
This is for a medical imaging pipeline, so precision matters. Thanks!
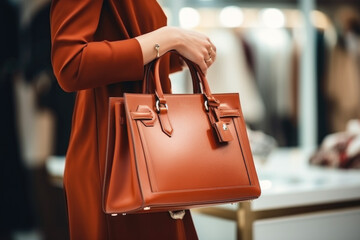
left=156, top=100, right=168, bottom=113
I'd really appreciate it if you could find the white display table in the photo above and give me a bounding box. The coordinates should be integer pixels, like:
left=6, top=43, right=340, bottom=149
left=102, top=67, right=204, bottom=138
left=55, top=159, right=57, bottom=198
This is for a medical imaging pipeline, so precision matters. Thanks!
left=253, top=148, right=360, bottom=210
left=195, top=148, right=360, bottom=240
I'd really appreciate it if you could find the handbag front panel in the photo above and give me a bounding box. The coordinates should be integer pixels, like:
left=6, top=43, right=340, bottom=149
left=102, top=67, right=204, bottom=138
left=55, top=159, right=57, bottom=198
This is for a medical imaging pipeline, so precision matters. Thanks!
left=124, top=93, right=260, bottom=208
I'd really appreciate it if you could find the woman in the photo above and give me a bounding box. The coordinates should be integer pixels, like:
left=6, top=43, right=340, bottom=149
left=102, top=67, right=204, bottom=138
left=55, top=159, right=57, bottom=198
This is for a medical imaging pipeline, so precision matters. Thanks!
left=50, top=0, right=216, bottom=239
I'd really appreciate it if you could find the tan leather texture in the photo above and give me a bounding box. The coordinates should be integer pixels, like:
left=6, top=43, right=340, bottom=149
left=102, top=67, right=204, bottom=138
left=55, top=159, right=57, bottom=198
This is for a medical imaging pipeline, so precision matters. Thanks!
left=103, top=53, right=261, bottom=215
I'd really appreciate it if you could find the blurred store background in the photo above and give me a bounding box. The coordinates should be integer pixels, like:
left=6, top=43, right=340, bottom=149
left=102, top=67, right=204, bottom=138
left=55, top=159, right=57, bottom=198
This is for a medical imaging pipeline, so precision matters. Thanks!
left=0, top=0, right=359, bottom=239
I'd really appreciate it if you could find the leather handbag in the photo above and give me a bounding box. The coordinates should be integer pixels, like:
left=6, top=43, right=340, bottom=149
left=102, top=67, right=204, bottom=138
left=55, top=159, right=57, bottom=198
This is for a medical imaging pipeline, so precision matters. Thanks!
left=102, top=52, right=261, bottom=216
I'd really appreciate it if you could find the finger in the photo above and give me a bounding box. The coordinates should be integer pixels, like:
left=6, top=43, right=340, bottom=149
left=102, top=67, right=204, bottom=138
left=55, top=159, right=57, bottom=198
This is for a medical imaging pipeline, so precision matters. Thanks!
left=208, top=39, right=216, bottom=53
left=202, top=48, right=212, bottom=67
left=211, top=43, right=216, bottom=53
left=206, top=50, right=215, bottom=64
left=211, top=50, right=216, bottom=63
left=207, top=42, right=216, bottom=63
left=200, top=60, right=208, bottom=75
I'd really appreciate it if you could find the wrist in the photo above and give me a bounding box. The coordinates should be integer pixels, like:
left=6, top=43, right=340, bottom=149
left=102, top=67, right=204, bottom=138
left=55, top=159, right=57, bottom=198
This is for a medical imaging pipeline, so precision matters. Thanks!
left=160, top=26, right=183, bottom=53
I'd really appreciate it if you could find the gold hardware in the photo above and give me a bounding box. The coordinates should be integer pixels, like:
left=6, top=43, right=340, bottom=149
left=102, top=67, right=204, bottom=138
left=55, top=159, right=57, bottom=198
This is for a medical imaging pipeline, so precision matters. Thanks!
left=144, top=207, right=151, bottom=211
left=111, top=214, right=118, bottom=217
left=155, top=43, right=160, bottom=58
left=205, top=56, right=212, bottom=63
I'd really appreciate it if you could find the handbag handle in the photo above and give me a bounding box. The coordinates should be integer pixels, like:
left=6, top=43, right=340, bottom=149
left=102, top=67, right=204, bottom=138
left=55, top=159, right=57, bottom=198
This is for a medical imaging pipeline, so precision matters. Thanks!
left=153, top=51, right=219, bottom=112
left=142, top=52, right=202, bottom=94
left=146, top=51, right=231, bottom=142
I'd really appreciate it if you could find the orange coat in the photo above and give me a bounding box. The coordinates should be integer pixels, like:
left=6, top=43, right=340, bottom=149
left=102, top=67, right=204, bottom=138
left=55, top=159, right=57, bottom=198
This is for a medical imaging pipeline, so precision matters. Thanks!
left=50, top=0, right=197, bottom=239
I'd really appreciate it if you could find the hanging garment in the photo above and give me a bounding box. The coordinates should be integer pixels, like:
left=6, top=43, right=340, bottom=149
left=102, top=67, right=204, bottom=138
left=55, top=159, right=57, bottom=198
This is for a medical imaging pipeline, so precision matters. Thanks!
left=326, top=44, right=360, bottom=133
left=205, top=28, right=265, bottom=125
left=244, top=28, right=295, bottom=145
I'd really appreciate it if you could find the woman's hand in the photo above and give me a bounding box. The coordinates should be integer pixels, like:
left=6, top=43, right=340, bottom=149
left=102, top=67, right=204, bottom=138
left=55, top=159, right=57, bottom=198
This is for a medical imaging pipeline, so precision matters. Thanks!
left=170, top=27, right=216, bottom=75
left=136, top=26, right=216, bottom=75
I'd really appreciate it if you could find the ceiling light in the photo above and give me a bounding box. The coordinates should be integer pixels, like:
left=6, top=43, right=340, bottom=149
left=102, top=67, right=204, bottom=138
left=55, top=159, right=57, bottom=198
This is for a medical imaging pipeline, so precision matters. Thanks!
left=179, top=7, right=201, bottom=29
left=219, top=6, right=244, bottom=28
left=260, top=8, right=285, bottom=28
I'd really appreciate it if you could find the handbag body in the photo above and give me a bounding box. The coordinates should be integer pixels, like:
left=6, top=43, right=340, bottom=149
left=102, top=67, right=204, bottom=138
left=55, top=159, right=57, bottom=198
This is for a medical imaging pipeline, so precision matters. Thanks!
left=103, top=52, right=261, bottom=215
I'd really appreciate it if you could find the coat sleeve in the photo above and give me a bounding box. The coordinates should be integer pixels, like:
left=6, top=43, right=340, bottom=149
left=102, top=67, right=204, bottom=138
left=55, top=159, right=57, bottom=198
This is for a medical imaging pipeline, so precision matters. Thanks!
left=50, top=0, right=144, bottom=92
